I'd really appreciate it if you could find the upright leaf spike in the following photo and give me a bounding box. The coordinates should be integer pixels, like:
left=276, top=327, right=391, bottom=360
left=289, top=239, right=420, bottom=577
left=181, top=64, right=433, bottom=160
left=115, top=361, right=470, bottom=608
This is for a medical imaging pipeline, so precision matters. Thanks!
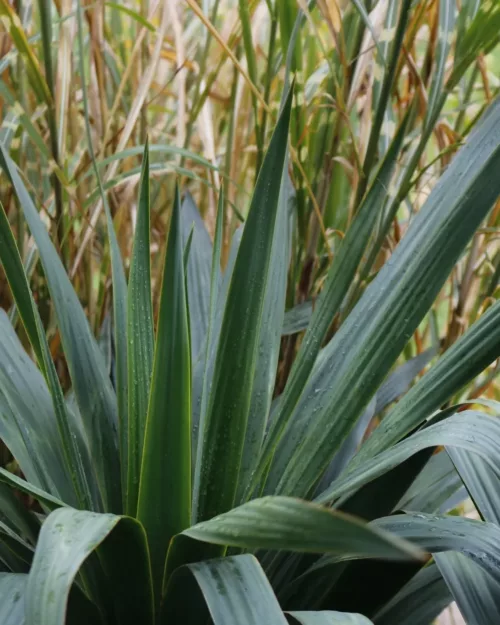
left=193, top=84, right=293, bottom=523
left=137, top=184, right=192, bottom=604
left=127, top=140, right=154, bottom=517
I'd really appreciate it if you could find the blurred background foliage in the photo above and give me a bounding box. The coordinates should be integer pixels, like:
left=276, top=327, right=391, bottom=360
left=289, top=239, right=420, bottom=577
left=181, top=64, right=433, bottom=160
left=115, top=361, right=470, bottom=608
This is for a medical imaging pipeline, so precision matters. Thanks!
left=0, top=0, right=500, bottom=526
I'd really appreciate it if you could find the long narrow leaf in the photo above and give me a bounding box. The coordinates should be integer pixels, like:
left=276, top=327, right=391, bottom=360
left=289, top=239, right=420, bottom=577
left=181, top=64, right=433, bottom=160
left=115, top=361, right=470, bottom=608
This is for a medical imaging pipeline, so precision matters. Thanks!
left=259, top=110, right=410, bottom=496
left=282, top=302, right=312, bottom=336
left=287, top=612, right=373, bottom=625
left=0, top=146, right=121, bottom=512
left=316, top=411, right=500, bottom=505
left=192, top=190, right=224, bottom=483
left=374, top=513, right=500, bottom=586
left=0, top=469, right=64, bottom=511
left=185, top=496, right=424, bottom=561
left=237, top=167, right=293, bottom=503
left=355, top=296, right=500, bottom=466
left=26, top=508, right=153, bottom=625
left=0, top=203, right=96, bottom=510
left=0, top=311, right=83, bottom=506
left=0, top=573, right=27, bottom=625
left=270, top=96, right=500, bottom=499
left=126, top=143, right=154, bottom=516
left=447, top=447, right=500, bottom=524
left=137, top=186, right=191, bottom=598
left=76, top=0, right=128, bottom=507
left=425, top=0, right=455, bottom=130
left=434, top=551, right=500, bottom=625
left=162, top=555, right=288, bottom=625
left=372, top=563, right=452, bottom=625
left=193, top=86, right=293, bottom=522
left=181, top=192, right=216, bottom=363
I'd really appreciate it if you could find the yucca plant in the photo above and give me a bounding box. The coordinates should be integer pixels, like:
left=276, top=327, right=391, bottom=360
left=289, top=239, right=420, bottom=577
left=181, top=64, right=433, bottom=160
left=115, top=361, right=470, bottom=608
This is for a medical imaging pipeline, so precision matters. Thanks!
left=3, top=3, right=500, bottom=625
left=2, top=65, right=500, bottom=623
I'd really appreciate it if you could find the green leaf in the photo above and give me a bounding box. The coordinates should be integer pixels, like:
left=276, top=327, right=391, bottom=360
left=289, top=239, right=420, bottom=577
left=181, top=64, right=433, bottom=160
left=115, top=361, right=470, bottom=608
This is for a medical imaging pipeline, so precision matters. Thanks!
left=316, top=411, right=500, bottom=505
left=238, top=0, right=262, bottom=163
left=0, top=573, right=27, bottom=625
left=0, top=204, right=96, bottom=510
left=192, top=223, right=240, bottom=472
left=307, top=513, right=500, bottom=613
left=434, top=551, right=500, bottom=625
left=313, top=349, right=436, bottom=496
left=0, top=204, right=97, bottom=510
left=76, top=0, right=128, bottom=511
left=237, top=167, right=293, bottom=504
left=185, top=496, right=424, bottom=561
left=90, top=143, right=218, bottom=174
left=98, top=315, right=113, bottom=378
left=26, top=508, right=153, bottom=625
left=137, top=185, right=191, bottom=598
left=451, top=1, right=500, bottom=86
left=397, top=451, right=465, bottom=514
left=260, top=110, right=409, bottom=496
left=104, top=2, right=156, bottom=31
left=162, top=555, right=288, bottom=625
left=0, top=470, right=64, bottom=511
left=0, top=521, right=33, bottom=569
left=447, top=446, right=500, bottom=524
left=425, top=0, right=455, bottom=130
left=103, top=232, right=128, bottom=507
left=0, top=146, right=121, bottom=513
left=287, top=611, right=373, bottom=624
left=371, top=0, right=399, bottom=156
left=183, top=225, right=195, bottom=274
left=355, top=297, right=500, bottom=466
left=374, top=348, right=437, bottom=415
left=359, top=0, right=412, bottom=196
left=181, top=192, right=216, bottom=363
left=126, top=143, right=154, bottom=517
left=0, top=481, right=39, bottom=545
left=193, top=85, right=293, bottom=522
left=0, top=311, right=84, bottom=506
left=372, top=563, right=451, bottom=625
left=268, top=95, right=500, bottom=499
left=374, top=513, right=500, bottom=586
left=192, top=191, right=224, bottom=480
left=282, top=302, right=312, bottom=336
left=0, top=202, right=41, bottom=365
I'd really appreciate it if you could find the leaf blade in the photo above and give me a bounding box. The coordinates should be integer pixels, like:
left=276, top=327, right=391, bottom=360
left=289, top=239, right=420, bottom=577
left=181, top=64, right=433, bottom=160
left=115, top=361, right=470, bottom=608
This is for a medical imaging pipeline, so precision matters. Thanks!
left=163, top=554, right=288, bottom=625
left=185, top=496, right=424, bottom=562
left=434, top=551, right=500, bottom=625
left=137, top=185, right=192, bottom=598
left=126, top=143, right=154, bottom=517
left=355, top=296, right=500, bottom=466
left=193, top=86, right=293, bottom=522
left=259, top=110, right=410, bottom=496
left=271, top=95, right=500, bottom=499
left=26, top=508, right=153, bottom=625
left=0, top=573, right=27, bottom=625
left=287, top=611, right=373, bottom=625
left=0, top=146, right=121, bottom=512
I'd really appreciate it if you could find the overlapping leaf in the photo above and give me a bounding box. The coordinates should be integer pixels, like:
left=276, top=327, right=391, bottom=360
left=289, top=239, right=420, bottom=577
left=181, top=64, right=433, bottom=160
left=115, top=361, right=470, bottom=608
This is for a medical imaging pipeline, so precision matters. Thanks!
left=193, top=86, right=293, bottom=522
left=269, top=96, right=500, bottom=499
left=0, top=146, right=121, bottom=512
